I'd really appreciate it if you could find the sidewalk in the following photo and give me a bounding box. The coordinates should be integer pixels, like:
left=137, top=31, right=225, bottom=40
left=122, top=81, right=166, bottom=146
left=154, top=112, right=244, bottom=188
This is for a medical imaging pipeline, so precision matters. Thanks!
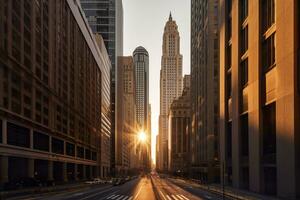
left=0, top=182, right=107, bottom=199
left=171, top=178, right=280, bottom=200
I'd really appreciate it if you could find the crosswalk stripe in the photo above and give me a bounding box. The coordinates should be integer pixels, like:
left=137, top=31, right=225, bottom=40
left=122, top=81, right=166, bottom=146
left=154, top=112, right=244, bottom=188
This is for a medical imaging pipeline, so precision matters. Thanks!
left=159, top=191, right=167, bottom=200
left=122, top=196, right=128, bottom=200
left=171, top=195, right=179, bottom=200
left=116, top=195, right=124, bottom=200
left=111, top=195, right=120, bottom=199
left=166, top=195, right=173, bottom=200
left=127, top=197, right=133, bottom=200
left=107, top=194, right=116, bottom=199
left=179, top=195, right=189, bottom=200
left=176, top=195, right=184, bottom=200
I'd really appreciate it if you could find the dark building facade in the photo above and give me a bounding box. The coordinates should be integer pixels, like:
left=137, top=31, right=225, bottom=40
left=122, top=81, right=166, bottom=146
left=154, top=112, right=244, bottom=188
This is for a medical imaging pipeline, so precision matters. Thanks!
left=220, top=0, right=300, bottom=198
left=168, top=75, right=191, bottom=176
left=190, top=0, right=220, bottom=183
left=0, top=0, right=111, bottom=185
left=80, top=0, right=123, bottom=175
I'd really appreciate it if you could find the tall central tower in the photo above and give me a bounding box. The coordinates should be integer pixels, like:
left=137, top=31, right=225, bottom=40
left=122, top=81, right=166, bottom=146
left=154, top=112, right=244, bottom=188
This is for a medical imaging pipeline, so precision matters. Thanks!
left=158, top=13, right=183, bottom=171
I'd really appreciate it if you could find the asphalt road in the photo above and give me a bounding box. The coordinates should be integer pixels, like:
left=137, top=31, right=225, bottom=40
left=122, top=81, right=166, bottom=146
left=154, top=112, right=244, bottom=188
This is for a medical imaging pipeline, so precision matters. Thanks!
left=8, top=175, right=226, bottom=200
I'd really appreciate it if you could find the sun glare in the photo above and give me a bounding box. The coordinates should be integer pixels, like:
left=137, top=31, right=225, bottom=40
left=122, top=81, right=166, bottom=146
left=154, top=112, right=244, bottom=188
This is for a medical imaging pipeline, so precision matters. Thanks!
left=138, top=131, right=147, bottom=143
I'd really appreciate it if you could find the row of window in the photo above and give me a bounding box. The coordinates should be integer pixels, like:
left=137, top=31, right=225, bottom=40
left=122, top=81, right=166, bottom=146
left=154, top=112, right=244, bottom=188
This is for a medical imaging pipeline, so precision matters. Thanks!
left=3, top=122, right=97, bottom=161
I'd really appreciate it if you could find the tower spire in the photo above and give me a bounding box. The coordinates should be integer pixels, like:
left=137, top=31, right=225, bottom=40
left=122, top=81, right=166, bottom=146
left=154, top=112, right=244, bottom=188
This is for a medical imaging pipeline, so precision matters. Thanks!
left=169, top=12, right=172, bottom=21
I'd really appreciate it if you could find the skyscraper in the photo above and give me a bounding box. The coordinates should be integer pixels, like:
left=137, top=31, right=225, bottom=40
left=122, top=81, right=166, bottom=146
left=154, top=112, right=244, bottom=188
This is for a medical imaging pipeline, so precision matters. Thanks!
left=80, top=0, right=123, bottom=175
left=220, top=0, right=300, bottom=198
left=133, top=46, right=150, bottom=170
left=116, top=56, right=137, bottom=175
left=190, top=0, right=220, bottom=183
left=158, top=13, right=183, bottom=171
left=0, top=0, right=111, bottom=184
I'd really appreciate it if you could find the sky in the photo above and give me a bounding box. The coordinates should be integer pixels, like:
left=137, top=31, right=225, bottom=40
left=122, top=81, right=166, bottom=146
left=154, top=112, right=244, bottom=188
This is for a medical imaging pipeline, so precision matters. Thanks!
left=123, top=0, right=191, bottom=163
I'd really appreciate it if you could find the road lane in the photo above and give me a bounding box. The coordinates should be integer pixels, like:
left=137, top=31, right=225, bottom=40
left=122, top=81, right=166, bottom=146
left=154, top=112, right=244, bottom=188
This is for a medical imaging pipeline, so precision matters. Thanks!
left=152, top=175, right=200, bottom=200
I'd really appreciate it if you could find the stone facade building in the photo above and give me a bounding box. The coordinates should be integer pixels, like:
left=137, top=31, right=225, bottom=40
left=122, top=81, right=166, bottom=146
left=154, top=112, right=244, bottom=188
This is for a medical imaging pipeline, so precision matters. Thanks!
left=116, top=56, right=138, bottom=174
left=168, top=75, right=191, bottom=176
left=158, top=13, right=183, bottom=171
left=220, top=0, right=300, bottom=198
left=0, top=0, right=112, bottom=184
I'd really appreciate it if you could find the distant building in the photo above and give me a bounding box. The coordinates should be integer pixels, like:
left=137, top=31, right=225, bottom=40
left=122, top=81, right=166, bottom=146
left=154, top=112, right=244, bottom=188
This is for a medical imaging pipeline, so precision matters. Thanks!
left=116, top=56, right=137, bottom=175
left=133, top=46, right=151, bottom=170
left=0, top=0, right=111, bottom=184
left=190, top=0, right=220, bottom=183
left=220, top=0, right=300, bottom=198
left=80, top=0, right=123, bottom=175
left=158, top=13, right=183, bottom=171
left=168, top=75, right=191, bottom=176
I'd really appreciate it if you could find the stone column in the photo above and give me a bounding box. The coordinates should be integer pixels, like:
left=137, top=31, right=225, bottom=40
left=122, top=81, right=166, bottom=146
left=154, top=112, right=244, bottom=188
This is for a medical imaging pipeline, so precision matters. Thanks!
left=63, top=162, right=68, bottom=182
left=48, top=160, right=53, bottom=181
left=82, top=165, right=86, bottom=180
left=28, top=158, right=35, bottom=178
left=30, top=129, right=34, bottom=149
left=0, top=156, right=8, bottom=185
left=2, top=120, right=7, bottom=144
left=74, top=164, right=78, bottom=181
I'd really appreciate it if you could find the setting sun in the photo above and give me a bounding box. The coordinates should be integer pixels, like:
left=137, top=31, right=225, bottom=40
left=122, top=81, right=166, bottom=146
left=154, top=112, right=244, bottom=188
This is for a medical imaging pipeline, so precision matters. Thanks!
left=138, top=131, right=147, bottom=143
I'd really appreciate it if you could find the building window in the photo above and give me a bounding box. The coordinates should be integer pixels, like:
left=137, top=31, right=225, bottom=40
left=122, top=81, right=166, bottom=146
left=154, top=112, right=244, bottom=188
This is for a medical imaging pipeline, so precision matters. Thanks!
left=240, top=0, right=248, bottom=22
left=241, top=26, right=248, bottom=55
left=227, top=45, right=232, bottom=69
left=241, top=58, right=248, bottom=87
left=262, top=0, right=275, bottom=32
left=0, top=120, right=2, bottom=143
left=227, top=72, right=232, bottom=98
left=66, top=142, right=75, bottom=156
left=33, top=131, right=49, bottom=152
left=7, top=122, right=30, bottom=148
left=92, top=151, right=97, bottom=161
left=85, top=149, right=91, bottom=160
left=240, top=114, right=249, bottom=157
left=226, top=122, right=232, bottom=159
left=227, top=16, right=232, bottom=40
left=263, top=103, right=276, bottom=157
left=262, top=34, right=275, bottom=72
left=52, top=137, right=64, bottom=154
left=77, top=146, right=84, bottom=158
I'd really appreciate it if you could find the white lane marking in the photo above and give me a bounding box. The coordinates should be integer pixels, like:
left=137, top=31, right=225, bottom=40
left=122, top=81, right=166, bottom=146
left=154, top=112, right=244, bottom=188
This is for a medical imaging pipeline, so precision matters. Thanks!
left=72, top=192, right=84, bottom=196
left=166, top=195, right=172, bottom=200
left=134, top=184, right=143, bottom=200
left=122, top=196, right=129, bottom=200
left=127, top=197, right=133, bottom=200
left=204, top=195, right=212, bottom=199
left=179, top=195, right=189, bottom=200
left=171, top=195, right=179, bottom=200
left=159, top=191, right=167, bottom=200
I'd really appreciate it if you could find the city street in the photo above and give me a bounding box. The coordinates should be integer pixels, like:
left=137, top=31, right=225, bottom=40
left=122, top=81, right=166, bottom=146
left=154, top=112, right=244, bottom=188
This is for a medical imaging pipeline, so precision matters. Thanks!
left=8, top=175, right=226, bottom=200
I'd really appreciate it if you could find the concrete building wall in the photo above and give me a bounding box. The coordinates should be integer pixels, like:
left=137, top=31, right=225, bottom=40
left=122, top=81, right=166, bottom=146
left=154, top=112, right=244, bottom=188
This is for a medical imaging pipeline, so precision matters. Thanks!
left=0, top=0, right=112, bottom=184
left=168, top=75, right=191, bottom=175
left=116, top=56, right=137, bottom=175
left=190, top=0, right=220, bottom=183
left=220, top=0, right=300, bottom=198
